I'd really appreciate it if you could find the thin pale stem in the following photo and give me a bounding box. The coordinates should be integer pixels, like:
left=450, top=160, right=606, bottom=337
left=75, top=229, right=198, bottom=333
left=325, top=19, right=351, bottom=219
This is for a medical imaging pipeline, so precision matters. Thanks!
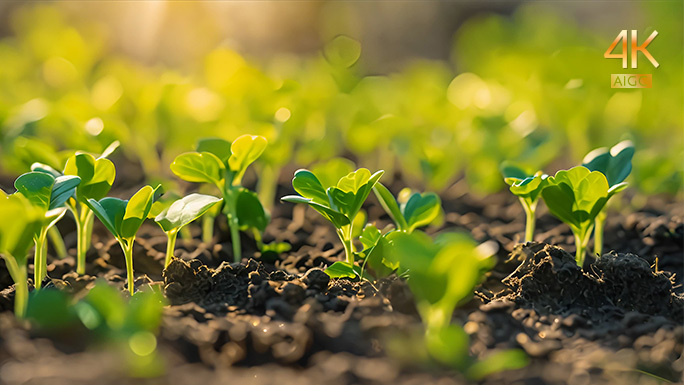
left=120, top=239, right=135, bottom=295
left=164, top=230, right=179, bottom=268
left=594, top=213, right=606, bottom=257
left=229, top=217, right=241, bottom=263
left=574, top=230, right=592, bottom=268
left=520, top=198, right=537, bottom=243
left=47, top=226, right=67, bottom=259
left=201, top=214, right=214, bottom=244
left=34, top=227, right=49, bottom=289
left=3, top=255, right=28, bottom=318
left=76, top=209, right=95, bottom=275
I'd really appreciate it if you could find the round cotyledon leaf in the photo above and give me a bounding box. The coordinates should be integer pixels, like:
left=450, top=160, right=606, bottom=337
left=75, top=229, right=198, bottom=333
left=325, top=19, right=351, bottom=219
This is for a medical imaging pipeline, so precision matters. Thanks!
left=155, top=194, right=222, bottom=233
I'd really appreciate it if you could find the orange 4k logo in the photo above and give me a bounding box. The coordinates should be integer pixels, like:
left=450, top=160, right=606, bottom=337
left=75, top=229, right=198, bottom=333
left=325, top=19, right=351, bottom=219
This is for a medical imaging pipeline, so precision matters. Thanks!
left=604, top=30, right=659, bottom=68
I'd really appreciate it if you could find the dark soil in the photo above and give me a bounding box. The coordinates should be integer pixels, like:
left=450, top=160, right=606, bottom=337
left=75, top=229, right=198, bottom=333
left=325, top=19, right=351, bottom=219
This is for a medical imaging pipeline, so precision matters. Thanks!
left=0, top=181, right=681, bottom=385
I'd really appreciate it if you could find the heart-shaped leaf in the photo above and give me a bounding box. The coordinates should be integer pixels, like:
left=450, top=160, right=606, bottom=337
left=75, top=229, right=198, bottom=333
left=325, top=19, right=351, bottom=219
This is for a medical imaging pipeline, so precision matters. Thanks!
left=325, top=261, right=357, bottom=278
left=120, top=185, right=160, bottom=239
left=155, top=193, right=222, bottom=233
left=228, top=135, right=267, bottom=185
left=582, top=140, right=634, bottom=187
left=171, top=152, right=225, bottom=186
left=403, top=192, right=441, bottom=232
left=542, top=166, right=610, bottom=234
left=235, top=188, right=268, bottom=233
left=196, top=137, right=232, bottom=164
left=291, top=169, right=328, bottom=205
left=14, top=172, right=55, bottom=211
left=64, top=153, right=116, bottom=202
left=336, top=168, right=371, bottom=194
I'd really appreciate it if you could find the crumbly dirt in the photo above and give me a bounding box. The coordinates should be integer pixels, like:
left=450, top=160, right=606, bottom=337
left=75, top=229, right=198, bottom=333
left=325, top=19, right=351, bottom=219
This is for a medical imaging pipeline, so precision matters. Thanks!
left=0, top=181, right=681, bottom=385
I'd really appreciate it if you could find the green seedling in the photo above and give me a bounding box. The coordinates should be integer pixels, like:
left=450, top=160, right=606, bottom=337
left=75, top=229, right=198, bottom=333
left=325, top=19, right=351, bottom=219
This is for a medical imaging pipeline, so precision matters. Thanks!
left=373, top=182, right=441, bottom=233
left=170, top=135, right=269, bottom=262
left=541, top=166, right=626, bottom=266
left=387, top=231, right=526, bottom=376
left=582, top=140, right=634, bottom=256
left=62, top=153, right=117, bottom=274
left=26, top=280, right=166, bottom=377
left=151, top=193, right=222, bottom=267
left=0, top=191, right=43, bottom=317
left=30, top=141, right=119, bottom=274
left=500, top=162, right=549, bottom=243
left=281, top=168, right=384, bottom=278
left=14, top=172, right=81, bottom=288
left=86, top=185, right=161, bottom=294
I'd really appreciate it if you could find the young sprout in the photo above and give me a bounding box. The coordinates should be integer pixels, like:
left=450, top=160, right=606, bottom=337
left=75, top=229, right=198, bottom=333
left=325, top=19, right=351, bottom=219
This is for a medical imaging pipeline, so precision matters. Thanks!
left=500, top=162, right=548, bottom=243
left=373, top=182, right=441, bottom=233
left=387, top=231, right=525, bottom=376
left=171, top=135, right=268, bottom=262
left=541, top=166, right=625, bottom=267
left=582, top=140, right=633, bottom=256
left=30, top=141, right=119, bottom=274
left=0, top=191, right=43, bottom=317
left=151, top=194, right=222, bottom=267
left=63, top=153, right=116, bottom=274
left=14, top=172, right=81, bottom=288
left=86, top=185, right=161, bottom=294
left=281, top=168, right=384, bottom=278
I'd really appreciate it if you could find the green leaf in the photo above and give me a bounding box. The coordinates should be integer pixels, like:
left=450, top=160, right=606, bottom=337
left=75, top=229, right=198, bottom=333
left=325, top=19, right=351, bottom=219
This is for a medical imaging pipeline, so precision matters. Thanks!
left=325, top=261, right=357, bottom=278
left=542, top=166, right=610, bottom=233
left=49, top=175, right=81, bottom=210
left=326, top=186, right=356, bottom=216
left=235, top=188, right=268, bottom=233
left=196, top=137, right=232, bottom=164
left=31, top=163, right=62, bottom=178
left=387, top=231, right=446, bottom=305
left=281, top=195, right=350, bottom=229
left=228, top=135, right=267, bottom=185
left=351, top=209, right=366, bottom=238
left=323, top=35, right=361, bottom=68
left=291, top=169, right=328, bottom=205
left=155, top=193, right=222, bottom=233
left=425, top=324, right=469, bottom=368
left=0, top=193, right=43, bottom=259
left=99, top=140, right=121, bottom=159
left=170, top=152, right=225, bottom=186
left=499, top=161, right=534, bottom=180
left=582, top=140, right=634, bottom=187
left=507, top=173, right=548, bottom=202
left=87, top=197, right=128, bottom=238
left=120, top=185, right=160, bottom=239
left=336, top=169, right=384, bottom=220
left=403, top=192, right=441, bottom=232
left=64, top=153, right=116, bottom=202
left=26, top=289, right=76, bottom=331
left=337, top=168, right=371, bottom=194
left=373, top=182, right=408, bottom=231
left=14, top=172, right=55, bottom=211
left=359, top=223, right=381, bottom=250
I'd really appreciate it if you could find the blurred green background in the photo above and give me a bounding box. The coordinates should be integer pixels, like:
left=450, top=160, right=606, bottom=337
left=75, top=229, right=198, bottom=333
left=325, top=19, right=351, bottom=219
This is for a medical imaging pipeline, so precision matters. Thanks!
left=0, top=1, right=681, bottom=202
